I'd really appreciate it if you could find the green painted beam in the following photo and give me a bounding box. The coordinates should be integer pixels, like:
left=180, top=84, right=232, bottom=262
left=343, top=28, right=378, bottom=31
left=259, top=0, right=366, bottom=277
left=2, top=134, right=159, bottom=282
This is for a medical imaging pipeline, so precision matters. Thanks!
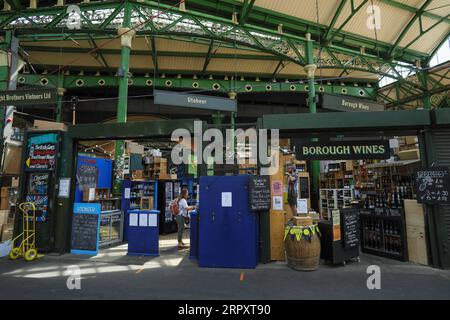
left=182, top=0, right=431, bottom=63
left=202, top=39, right=214, bottom=75
left=16, top=74, right=378, bottom=99
left=380, top=0, right=450, bottom=24
left=326, top=0, right=369, bottom=44
left=67, top=118, right=200, bottom=140
left=5, top=0, right=21, bottom=10
left=400, top=14, right=450, bottom=55
left=262, top=110, right=432, bottom=131
left=323, top=0, right=348, bottom=44
left=432, top=108, right=450, bottom=125
left=240, top=0, right=256, bottom=25
left=0, top=0, right=432, bottom=65
left=389, top=0, right=433, bottom=58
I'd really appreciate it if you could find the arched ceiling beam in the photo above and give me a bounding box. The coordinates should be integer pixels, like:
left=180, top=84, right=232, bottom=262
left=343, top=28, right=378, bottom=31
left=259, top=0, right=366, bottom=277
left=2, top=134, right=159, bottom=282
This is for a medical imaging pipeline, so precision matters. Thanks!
left=389, top=0, right=433, bottom=58
left=323, top=0, right=348, bottom=45
left=0, top=0, right=425, bottom=91
left=240, top=0, right=256, bottom=25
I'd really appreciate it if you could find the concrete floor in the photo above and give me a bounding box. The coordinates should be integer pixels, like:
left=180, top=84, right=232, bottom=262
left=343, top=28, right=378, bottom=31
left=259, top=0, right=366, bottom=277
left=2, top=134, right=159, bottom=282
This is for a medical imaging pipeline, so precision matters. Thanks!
left=1, top=232, right=449, bottom=300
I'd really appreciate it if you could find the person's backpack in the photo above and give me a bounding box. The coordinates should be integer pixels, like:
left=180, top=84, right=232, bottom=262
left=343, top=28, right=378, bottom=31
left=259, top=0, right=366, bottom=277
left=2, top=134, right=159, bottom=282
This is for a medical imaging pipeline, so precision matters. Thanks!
left=169, top=198, right=180, bottom=216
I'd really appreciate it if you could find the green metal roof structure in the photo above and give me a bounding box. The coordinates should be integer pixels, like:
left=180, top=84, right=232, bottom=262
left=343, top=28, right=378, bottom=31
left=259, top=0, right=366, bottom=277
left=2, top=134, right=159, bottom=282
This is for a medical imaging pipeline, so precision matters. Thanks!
left=0, top=0, right=449, bottom=110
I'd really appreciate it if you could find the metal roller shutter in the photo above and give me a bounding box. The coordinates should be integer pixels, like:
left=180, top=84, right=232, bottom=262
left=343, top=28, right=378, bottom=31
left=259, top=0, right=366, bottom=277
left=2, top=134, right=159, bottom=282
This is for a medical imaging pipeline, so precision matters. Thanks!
left=431, top=129, right=450, bottom=268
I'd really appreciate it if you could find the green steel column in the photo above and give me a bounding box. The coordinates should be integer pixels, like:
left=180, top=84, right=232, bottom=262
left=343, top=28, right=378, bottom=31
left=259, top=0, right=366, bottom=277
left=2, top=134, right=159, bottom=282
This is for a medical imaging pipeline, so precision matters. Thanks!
left=0, top=31, right=12, bottom=173
left=305, top=33, right=320, bottom=211
left=113, top=2, right=133, bottom=194
left=419, top=69, right=432, bottom=110
left=211, top=111, right=224, bottom=125
left=56, top=75, right=65, bottom=122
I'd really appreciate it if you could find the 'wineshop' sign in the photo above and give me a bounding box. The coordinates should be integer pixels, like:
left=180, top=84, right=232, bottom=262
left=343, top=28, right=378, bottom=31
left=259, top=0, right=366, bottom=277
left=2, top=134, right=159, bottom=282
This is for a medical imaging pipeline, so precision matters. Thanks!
left=295, top=140, right=390, bottom=160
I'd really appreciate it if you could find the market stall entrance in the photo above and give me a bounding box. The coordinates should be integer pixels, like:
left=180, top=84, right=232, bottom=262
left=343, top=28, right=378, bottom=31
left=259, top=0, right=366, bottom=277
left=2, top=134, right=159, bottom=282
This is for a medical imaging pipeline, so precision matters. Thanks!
left=18, top=119, right=208, bottom=258
left=260, top=109, right=450, bottom=269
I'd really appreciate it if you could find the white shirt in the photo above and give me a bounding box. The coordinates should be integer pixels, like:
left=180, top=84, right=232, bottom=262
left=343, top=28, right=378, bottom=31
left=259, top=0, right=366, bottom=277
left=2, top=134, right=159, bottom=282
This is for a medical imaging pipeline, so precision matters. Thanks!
left=178, top=198, right=189, bottom=217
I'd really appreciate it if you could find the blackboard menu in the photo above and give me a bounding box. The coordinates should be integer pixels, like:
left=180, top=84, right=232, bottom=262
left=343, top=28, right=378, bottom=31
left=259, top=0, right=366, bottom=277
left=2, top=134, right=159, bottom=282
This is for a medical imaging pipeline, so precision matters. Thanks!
left=77, top=165, right=98, bottom=189
left=28, top=143, right=57, bottom=171
left=299, top=177, right=309, bottom=198
left=249, top=175, right=271, bottom=211
left=341, top=208, right=359, bottom=248
left=28, top=173, right=49, bottom=195
left=71, top=213, right=99, bottom=252
left=415, top=167, right=450, bottom=204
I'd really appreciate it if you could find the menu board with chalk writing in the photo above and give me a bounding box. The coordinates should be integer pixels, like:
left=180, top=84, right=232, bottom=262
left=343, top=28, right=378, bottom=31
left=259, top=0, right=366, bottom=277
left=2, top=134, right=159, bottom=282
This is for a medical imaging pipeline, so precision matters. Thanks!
left=249, top=175, right=271, bottom=211
left=415, top=167, right=450, bottom=204
left=341, top=208, right=360, bottom=249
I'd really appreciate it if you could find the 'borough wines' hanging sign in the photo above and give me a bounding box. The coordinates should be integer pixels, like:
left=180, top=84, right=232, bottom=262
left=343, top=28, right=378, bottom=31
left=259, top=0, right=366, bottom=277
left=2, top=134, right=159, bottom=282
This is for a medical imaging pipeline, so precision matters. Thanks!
left=295, top=140, right=390, bottom=160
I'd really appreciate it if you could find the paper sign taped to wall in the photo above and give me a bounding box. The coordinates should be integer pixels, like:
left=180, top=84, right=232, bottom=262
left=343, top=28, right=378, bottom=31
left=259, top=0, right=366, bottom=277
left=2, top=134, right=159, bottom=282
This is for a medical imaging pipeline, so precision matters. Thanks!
left=296, top=199, right=308, bottom=214
left=124, top=188, right=131, bottom=199
left=273, top=196, right=283, bottom=210
left=221, top=192, right=232, bottom=207
left=148, top=214, right=157, bottom=227
left=129, top=213, right=138, bottom=227
left=139, top=213, right=148, bottom=227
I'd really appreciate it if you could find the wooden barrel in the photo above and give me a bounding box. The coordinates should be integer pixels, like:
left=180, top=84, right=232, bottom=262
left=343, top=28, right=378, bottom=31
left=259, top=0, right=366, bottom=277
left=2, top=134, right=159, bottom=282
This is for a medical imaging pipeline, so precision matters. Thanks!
left=285, top=224, right=321, bottom=271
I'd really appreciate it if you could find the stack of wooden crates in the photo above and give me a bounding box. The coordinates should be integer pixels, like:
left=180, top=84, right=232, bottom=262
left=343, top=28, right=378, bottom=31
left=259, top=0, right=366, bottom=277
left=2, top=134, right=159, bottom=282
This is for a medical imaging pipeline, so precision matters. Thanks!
left=404, top=200, right=428, bottom=265
left=143, top=156, right=173, bottom=180
left=0, top=187, right=13, bottom=242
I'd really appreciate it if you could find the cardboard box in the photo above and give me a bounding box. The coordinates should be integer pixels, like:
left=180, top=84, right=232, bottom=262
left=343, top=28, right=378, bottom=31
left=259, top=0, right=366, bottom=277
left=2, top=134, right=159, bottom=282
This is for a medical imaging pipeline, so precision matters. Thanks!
left=126, top=141, right=144, bottom=155
left=404, top=200, right=425, bottom=228
left=131, top=170, right=143, bottom=180
left=1, top=229, right=13, bottom=242
left=398, top=149, right=420, bottom=161
left=33, top=119, right=67, bottom=131
left=404, top=136, right=418, bottom=145
left=11, top=177, right=19, bottom=188
left=1, top=187, right=9, bottom=198
left=0, top=210, right=9, bottom=224
left=0, top=198, right=10, bottom=210
left=3, top=144, right=22, bottom=175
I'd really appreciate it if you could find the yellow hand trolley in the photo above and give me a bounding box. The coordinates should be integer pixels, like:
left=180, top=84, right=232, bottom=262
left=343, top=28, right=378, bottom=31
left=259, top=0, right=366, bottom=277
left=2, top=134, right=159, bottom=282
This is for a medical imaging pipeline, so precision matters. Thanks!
left=8, top=202, right=41, bottom=262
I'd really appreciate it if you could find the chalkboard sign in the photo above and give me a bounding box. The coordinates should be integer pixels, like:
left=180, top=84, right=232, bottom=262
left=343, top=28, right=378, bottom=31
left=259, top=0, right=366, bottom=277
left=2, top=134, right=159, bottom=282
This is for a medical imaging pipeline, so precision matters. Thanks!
left=299, top=177, right=309, bottom=198
left=341, top=208, right=359, bottom=249
left=415, top=167, right=450, bottom=204
left=71, top=214, right=99, bottom=252
left=76, top=165, right=98, bottom=189
left=27, top=143, right=57, bottom=171
left=249, top=175, right=271, bottom=211
left=71, top=203, right=100, bottom=254
left=28, top=173, right=49, bottom=195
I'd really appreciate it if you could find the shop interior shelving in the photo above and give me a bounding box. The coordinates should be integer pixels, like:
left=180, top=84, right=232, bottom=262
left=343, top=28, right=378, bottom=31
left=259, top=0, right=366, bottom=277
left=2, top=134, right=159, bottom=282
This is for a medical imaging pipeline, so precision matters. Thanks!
left=319, top=188, right=355, bottom=219
left=360, top=209, right=408, bottom=261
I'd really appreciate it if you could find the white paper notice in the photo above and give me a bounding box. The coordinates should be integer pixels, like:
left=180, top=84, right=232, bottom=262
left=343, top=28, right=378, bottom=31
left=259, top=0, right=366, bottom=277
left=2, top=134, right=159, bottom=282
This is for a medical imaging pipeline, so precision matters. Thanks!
left=148, top=214, right=157, bottom=227
left=129, top=213, right=138, bottom=227
left=273, top=196, right=283, bottom=210
left=88, top=188, right=96, bottom=201
left=58, top=178, right=71, bottom=198
left=297, top=198, right=308, bottom=214
left=221, top=192, right=232, bottom=207
left=139, top=213, right=148, bottom=227
left=332, top=209, right=340, bottom=226
left=124, top=188, right=131, bottom=199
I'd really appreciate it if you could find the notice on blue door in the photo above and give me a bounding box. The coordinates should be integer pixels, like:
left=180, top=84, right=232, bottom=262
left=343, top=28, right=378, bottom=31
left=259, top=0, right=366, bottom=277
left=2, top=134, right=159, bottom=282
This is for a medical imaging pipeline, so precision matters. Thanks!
left=221, top=192, right=232, bottom=207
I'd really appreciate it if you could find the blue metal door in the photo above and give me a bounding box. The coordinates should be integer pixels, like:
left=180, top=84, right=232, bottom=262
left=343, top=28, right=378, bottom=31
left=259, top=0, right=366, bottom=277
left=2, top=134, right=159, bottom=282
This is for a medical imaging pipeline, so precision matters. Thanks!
left=199, top=175, right=258, bottom=268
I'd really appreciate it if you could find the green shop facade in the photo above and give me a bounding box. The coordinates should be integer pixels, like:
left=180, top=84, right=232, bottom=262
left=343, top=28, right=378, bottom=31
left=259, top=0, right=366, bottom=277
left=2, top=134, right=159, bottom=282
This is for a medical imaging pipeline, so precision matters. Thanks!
left=13, top=109, right=450, bottom=269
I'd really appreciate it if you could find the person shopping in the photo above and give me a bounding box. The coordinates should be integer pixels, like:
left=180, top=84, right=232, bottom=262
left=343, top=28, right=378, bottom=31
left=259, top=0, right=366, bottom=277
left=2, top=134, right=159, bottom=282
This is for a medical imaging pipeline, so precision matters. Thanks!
left=176, top=189, right=196, bottom=249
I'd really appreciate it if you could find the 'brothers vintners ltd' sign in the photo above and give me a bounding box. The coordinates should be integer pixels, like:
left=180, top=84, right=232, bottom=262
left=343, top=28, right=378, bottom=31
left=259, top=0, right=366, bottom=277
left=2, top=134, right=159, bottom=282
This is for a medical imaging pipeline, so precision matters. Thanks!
left=295, top=140, right=390, bottom=160
left=0, top=89, right=57, bottom=106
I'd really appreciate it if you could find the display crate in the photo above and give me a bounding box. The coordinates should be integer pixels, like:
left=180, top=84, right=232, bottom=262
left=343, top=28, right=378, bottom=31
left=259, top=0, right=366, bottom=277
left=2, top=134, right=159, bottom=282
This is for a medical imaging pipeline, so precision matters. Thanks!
left=360, top=209, right=408, bottom=261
